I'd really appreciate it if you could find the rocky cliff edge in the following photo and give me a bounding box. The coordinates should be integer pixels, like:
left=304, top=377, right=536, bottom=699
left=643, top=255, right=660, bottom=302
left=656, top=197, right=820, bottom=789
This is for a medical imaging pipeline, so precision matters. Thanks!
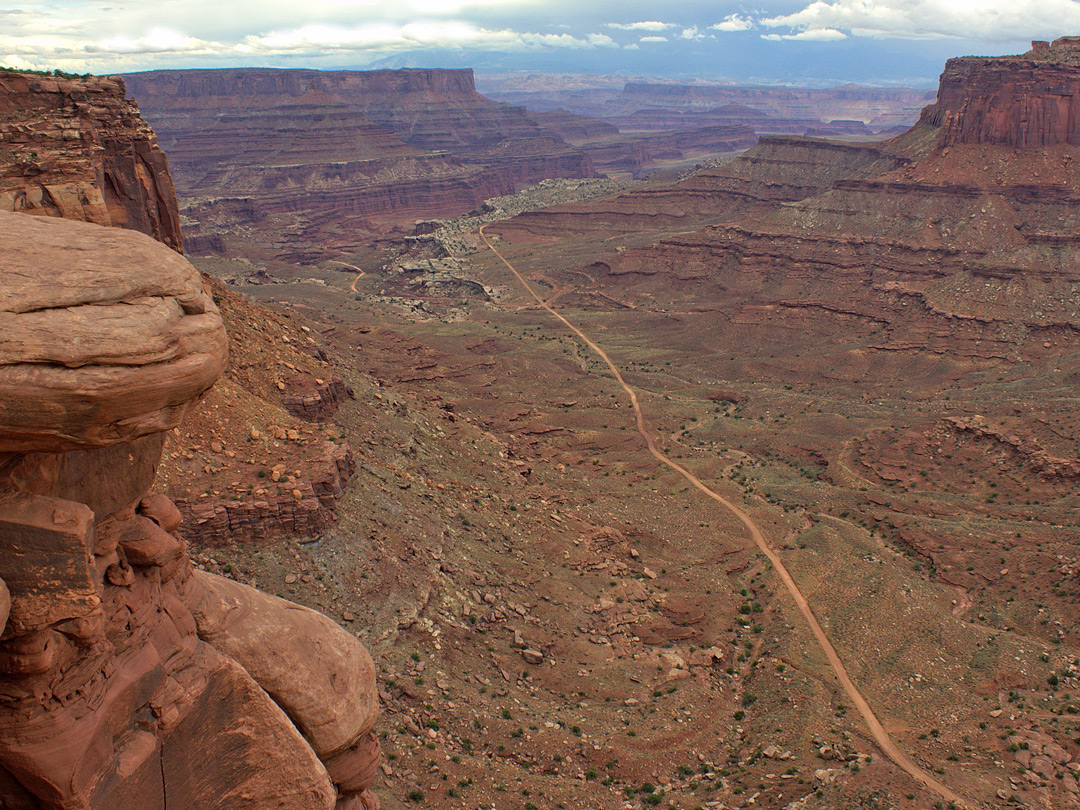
left=0, top=127, right=379, bottom=810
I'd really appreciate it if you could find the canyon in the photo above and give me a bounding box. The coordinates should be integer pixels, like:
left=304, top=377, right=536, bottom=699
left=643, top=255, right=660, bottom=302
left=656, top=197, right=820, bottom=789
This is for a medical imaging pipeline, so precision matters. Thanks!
left=121, top=68, right=596, bottom=260
left=483, top=76, right=936, bottom=133
left=4, top=32, right=1080, bottom=810
left=0, top=75, right=380, bottom=809
left=118, top=66, right=926, bottom=264
left=0, top=72, right=182, bottom=250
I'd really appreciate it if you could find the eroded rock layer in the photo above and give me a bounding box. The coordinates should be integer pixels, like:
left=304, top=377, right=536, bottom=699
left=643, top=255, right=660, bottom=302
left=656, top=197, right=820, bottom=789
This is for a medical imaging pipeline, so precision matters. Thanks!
left=498, top=135, right=915, bottom=237
left=486, top=80, right=936, bottom=133
left=924, top=37, right=1080, bottom=148
left=0, top=205, right=379, bottom=807
left=121, top=68, right=596, bottom=256
left=557, top=124, right=759, bottom=177
left=0, top=72, right=183, bottom=251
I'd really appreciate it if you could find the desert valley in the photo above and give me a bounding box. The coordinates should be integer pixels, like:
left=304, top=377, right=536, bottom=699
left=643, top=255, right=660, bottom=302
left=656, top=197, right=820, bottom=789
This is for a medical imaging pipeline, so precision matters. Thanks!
left=2, top=10, right=1080, bottom=810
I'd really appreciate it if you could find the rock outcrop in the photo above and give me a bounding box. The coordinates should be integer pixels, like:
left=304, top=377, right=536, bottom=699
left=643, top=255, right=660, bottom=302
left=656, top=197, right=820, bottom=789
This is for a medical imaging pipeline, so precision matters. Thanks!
left=0, top=72, right=183, bottom=251
left=499, top=135, right=912, bottom=237
left=0, top=212, right=380, bottom=809
left=283, top=374, right=355, bottom=422
left=553, top=123, right=759, bottom=177
left=922, top=37, right=1080, bottom=148
left=174, top=438, right=355, bottom=545
left=0, top=70, right=362, bottom=548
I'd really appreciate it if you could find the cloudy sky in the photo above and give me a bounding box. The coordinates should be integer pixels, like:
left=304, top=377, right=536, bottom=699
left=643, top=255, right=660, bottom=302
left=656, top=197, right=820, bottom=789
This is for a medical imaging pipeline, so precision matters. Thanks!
left=3, top=1, right=1079, bottom=85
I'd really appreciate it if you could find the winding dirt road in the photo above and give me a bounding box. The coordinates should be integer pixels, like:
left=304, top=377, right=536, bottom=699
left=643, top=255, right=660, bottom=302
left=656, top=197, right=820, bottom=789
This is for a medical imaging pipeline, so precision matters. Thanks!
left=479, top=225, right=972, bottom=809
left=326, top=259, right=366, bottom=292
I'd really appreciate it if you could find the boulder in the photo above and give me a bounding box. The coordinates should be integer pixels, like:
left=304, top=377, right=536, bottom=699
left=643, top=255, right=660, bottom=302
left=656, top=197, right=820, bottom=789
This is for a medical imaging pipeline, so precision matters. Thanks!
left=189, top=571, right=380, bottom=759
left=0, top=213, right=227, bottom=452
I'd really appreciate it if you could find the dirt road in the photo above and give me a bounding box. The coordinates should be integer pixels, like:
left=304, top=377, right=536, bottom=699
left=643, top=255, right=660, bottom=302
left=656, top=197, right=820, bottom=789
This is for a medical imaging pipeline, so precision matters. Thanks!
left=479, top=226, right=973, bottom=809
left=326, top=259, right=366, bottom=292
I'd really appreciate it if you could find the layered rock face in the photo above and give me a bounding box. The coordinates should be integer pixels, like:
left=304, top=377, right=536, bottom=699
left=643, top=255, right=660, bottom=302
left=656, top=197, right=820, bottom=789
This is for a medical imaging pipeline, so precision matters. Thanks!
left=0, top=71, right=362, bottom=544
left=499, top=135, right=912, bottom=236
left=613, top=82, right=934, bottom=129
left=0, top=73, right=183, bottom=251
left=486, top=81, right=936, bottom=133
left=922, top=37, right=1080, bottom=147
left=512, top=39, right=1080, bottom=298
left=121, top=67, right=596, bottom=256
left=542, top=119, right=759, bottom=177
left=140, top=102, right=512, bottom=230
left=0, top=212, right=380, bottom=809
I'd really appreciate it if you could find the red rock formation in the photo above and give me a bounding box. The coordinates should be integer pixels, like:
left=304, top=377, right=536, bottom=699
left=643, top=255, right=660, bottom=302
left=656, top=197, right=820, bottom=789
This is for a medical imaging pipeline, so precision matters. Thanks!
left=922, top=37, right=1080, bottom=148
left=565, top=124, right=759, bottom=176
left=488, top=82, right=935, bottom=132
left=136, top=101, right=513, bottom=242
left=0, top=212, right=380, bottom=809
left=497, top=41, right=1080, bottom=372
left=283, top=374, right=355, bottom=422
left=500, top=135, right=911, bottom=237
left=120, top=67, right=596, bottom=256
left=533, top=109, right=619, bottom=140
left=0, top=72, right=183, bottom=251
left=175, top=438, right=355, bottom=545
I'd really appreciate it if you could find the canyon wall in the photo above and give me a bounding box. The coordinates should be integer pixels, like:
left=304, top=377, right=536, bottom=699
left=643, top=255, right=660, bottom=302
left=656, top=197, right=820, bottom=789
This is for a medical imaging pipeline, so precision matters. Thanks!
left=121, top=67, right=597, bottom=256
left=0, top=73, right=381, bottom=809
left=615, top=82, right=935, bottom=128
left=493, top=40, right=1080, bottom=415
left=486, top=80, right=936, bottom=132
left=922, top=37, right=1080, bottom=148
left=499, top=135, right=913, bottom=236
left=0, top=72, right=183, bottom=251
left=507, top=41, right=1080, bottom=287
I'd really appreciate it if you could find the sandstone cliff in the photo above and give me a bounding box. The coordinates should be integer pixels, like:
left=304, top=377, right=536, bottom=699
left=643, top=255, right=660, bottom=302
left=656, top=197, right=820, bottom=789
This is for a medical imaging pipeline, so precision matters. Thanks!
left=0, top=213, right=380, bottom=810
left=132, top=98, right=513, bottom=256
left=0, top=72, right=183, bottom=251
left=156, top=282, right=364, bottom=547
left=0, top=71, right=382, bottom=809
left=922, top=37, right=1080, bottom=148
left=0, top=68, right=365, bottom=546
left=487, top=81, right=936, bottom=133
left=121, top=68, right=597, bottom=257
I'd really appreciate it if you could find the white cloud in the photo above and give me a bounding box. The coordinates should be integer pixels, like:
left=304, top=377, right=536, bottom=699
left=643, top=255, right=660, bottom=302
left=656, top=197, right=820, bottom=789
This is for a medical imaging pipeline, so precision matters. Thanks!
left=241, top=22, right=619, bottom=55
left=606, top=21, right=677, bottom=32
left=7, top=0, right=1079, bottom=73
left=762, top=28, right=848, bottom=42
left=761, top=0, right=1080, bottom=42
left=586, top=32, right=617, bottom=47
left=0, top=2, right=618, bottom=72
left=91, top=28, right=225, bottom=55
left=711, top=14, right=754, bottom=33
left=257, top=22, right=500, bottom=50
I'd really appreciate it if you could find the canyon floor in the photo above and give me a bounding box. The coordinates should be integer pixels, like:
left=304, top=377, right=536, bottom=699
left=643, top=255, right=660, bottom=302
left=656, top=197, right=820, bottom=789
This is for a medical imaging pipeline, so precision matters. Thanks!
left=174, top=163, right=1080, bottom=810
